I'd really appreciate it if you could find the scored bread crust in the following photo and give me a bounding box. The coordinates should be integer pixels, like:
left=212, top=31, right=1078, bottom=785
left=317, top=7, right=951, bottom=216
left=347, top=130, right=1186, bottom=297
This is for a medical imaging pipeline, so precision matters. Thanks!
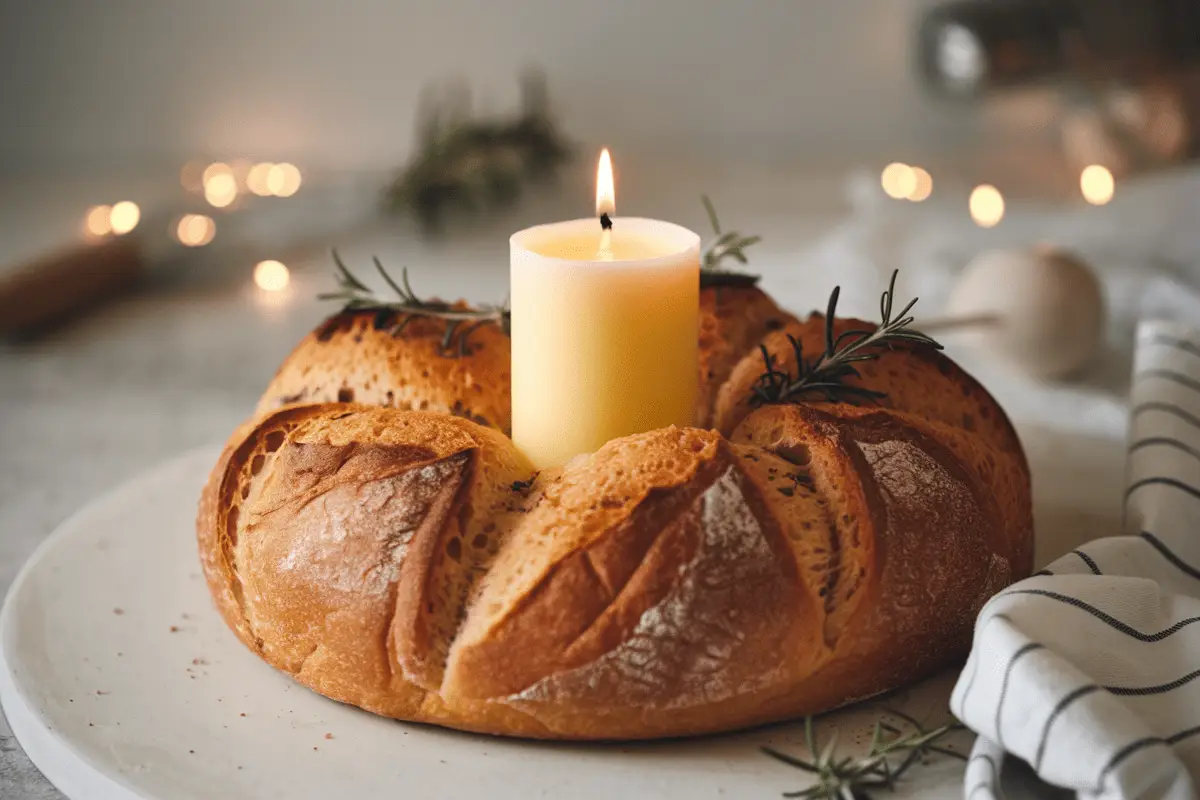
left=199, top=286, right=1032, bottom=740
left=257, top=287, right=797, bottom=432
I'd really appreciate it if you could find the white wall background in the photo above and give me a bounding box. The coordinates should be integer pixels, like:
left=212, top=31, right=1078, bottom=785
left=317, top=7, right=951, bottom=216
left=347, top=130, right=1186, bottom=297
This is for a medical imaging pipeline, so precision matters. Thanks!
left=0, top=0, right=971, bottom=173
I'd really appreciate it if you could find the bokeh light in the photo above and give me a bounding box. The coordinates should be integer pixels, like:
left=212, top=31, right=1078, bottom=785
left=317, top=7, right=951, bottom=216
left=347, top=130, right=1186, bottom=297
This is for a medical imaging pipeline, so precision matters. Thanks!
left=202, top=162, right=233, bottom=185
left=180, top=161, right=205, bottom=193
left=881, top=162, right=916, bottom=200
left=969, top=184, right=1005, bottom=228
left=204, top=173, right=238, bottom=208
left=110, top=201, right=141, bottom=235
left=908, top=167, right=933, bottom=202
left=1080, top=164, right=1115, bottom=206
left=247, top=163, right=274, bottom=196
left=175, top=214, right=216, bottom=247
left=84, top=205, right=112, bottom=237
left=254, top=260, right=291, bottom=292
left=266, top=163, right=302, bottom=197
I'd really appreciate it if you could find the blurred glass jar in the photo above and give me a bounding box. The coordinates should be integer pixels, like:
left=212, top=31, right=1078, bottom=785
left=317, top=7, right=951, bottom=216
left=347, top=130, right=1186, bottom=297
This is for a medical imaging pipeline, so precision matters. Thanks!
left=918, top=0, right=1200, bottom=179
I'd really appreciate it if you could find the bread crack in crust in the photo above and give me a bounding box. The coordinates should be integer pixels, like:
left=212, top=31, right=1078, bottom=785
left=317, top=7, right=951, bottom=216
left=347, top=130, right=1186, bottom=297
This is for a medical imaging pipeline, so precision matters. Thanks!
left=198, top=286, right=1032, bottom=740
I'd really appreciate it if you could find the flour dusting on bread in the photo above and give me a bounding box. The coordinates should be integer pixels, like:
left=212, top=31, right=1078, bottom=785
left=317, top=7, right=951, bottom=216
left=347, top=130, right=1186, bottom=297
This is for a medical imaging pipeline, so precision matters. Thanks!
left=855, top=434, right=1001, bottom=620
left=266, top=458, right=463, bottom=598
left=510, top=467, right=784, bottom=709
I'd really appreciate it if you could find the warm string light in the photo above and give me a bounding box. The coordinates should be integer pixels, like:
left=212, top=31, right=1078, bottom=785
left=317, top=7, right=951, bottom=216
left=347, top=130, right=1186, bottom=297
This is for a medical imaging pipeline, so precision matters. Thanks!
left=201, top=161, right=238, bottom=207
left=908, top=167, right=933, bottom=202
left=175, top=214, right=215, bottom=247
left=205, top=173, right=238, bottom=208
left=1080, top=164, right=1115, bottom=206
left=881, top=163, right=917, bottom=200
left=877, top=161, right=1107, bottom=222
left=268, top=163, right=302, bottom=197
left=247, top=162, right=274, bottom=196
left=969, top=184, right=1005, bottom=228
left=192, top=159, right=301, bottom=203
left=880, top=163, right=933, bottom=202
left=84, top=205, right=112, bottom=237
left=202, top=162, right=233, bottom=185
left=109, top=201, right=141, bottom=235
left=242, top=161, right=303, bottom=196
left=254, top=260, right=291, bottom=292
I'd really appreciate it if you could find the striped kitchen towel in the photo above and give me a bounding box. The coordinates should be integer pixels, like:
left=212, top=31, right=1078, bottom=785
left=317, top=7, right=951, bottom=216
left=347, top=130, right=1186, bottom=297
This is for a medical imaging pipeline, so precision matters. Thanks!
left=951, top=320, right=1200, bottom=800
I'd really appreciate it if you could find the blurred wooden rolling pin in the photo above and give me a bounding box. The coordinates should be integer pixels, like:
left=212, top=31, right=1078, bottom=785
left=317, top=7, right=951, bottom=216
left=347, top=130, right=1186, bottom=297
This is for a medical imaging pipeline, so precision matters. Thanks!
left=0, top=237, right=145, bottom=336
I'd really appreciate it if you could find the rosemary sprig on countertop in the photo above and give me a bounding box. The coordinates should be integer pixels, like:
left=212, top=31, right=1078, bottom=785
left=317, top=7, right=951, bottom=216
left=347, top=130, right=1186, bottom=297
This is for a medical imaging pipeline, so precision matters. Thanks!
left=700, top=195, right=762, bottom=289
left=762, top=712, right=966, bottom=799
left=318, top=251, right=509, bottom=356
left=751, top=270, right=942, bottom=406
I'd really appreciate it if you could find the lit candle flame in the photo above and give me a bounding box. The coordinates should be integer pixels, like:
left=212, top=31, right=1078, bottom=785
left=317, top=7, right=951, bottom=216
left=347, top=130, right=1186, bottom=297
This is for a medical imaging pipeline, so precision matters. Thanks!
left=596, top=149, right=615, bottom=260
left=596, top=148, right=615, bottom=218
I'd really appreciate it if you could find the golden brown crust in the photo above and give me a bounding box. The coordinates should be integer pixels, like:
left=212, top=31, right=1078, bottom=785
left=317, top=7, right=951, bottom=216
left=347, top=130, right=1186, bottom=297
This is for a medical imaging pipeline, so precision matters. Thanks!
left=256, top=287, right=793, bottom=435
left=717, top=313, right=1032, bottom=576
left=695, top=287, right=797, bottom=426
left=732, top=403, right=1014, bottom=715
left=257, top=309, right=512, bottom=431
left=197, top=405, right=333, bottom=650
left=197, top=288, right=1034, bottom=741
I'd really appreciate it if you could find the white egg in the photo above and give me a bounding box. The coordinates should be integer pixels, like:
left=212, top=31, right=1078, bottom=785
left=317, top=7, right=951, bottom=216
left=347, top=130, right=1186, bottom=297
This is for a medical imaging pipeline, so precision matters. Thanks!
left=945, top=245, right=1105, bottom=379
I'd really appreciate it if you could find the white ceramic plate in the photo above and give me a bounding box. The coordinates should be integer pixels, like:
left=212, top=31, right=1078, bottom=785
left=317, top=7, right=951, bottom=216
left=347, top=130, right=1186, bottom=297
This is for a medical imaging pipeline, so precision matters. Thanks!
left=0, top=447, right=971, bottom=800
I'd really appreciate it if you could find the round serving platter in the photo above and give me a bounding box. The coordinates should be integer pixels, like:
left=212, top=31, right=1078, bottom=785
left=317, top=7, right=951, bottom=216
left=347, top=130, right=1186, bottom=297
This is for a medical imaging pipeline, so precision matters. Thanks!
left=0, top=447, right=970, bottom=799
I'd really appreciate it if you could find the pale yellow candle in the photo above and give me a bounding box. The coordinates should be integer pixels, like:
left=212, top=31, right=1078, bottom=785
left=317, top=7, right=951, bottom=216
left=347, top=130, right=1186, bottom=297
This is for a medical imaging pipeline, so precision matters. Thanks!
left=510, top=217, right=700, bottom=468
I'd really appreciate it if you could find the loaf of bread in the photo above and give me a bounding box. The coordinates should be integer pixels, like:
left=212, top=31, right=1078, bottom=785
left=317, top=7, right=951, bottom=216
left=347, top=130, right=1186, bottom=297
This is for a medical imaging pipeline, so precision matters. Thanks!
left=199, top=286, right=1032, bottom=740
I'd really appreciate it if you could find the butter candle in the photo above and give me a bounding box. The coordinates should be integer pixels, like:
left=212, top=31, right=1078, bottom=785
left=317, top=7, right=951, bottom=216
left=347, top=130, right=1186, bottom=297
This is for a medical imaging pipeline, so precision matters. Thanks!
left=510, top=151, right=700, bottom=469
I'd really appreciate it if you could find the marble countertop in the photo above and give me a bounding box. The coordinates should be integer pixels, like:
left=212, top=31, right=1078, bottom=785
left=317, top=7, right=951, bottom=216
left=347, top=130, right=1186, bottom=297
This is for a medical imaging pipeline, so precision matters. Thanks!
left=3, top=160, right=1186, bottom=797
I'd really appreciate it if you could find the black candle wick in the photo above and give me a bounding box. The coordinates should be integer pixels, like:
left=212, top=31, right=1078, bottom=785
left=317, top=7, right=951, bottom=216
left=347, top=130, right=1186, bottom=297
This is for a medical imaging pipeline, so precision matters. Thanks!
left=599, top=212, right=613, bottom=231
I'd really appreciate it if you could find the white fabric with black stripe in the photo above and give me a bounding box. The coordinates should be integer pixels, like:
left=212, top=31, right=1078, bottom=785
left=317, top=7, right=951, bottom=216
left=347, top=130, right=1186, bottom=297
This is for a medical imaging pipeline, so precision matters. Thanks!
left=952, top=320, right=1200, bottom=800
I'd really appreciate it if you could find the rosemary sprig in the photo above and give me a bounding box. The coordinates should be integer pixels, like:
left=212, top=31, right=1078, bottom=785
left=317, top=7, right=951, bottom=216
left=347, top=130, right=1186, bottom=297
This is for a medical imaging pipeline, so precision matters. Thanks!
left=324, top=195, right=761, bottom=354
left=700, top=195, right=762, bottom=289
left=762, top=712, right=966, bottom=799
left=318, top=251, right=508, bottom=357
left=384, top=71, right=571, bottom=234
left=751, top=270, right=942, bottom=406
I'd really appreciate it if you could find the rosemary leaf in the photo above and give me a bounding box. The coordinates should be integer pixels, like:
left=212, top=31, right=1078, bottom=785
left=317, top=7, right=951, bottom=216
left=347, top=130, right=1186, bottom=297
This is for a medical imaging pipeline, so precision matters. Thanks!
left=749, top=270, right=943, bottom=407
left=763, top=713, right=965, bottom=800
left=702, top=194, right=723, bottom=235
left=374, top=256, right=407, bottom=298
left=319, top=251, right=508, bottom=358
left=762, top=747, right=822, bottom=774
left=699, top=196, right=762, bottom=288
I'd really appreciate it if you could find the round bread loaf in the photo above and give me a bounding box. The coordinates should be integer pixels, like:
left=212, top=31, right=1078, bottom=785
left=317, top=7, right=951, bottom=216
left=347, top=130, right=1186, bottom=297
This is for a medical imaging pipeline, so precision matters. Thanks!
left=198, top=286, right=1032, bottom=740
